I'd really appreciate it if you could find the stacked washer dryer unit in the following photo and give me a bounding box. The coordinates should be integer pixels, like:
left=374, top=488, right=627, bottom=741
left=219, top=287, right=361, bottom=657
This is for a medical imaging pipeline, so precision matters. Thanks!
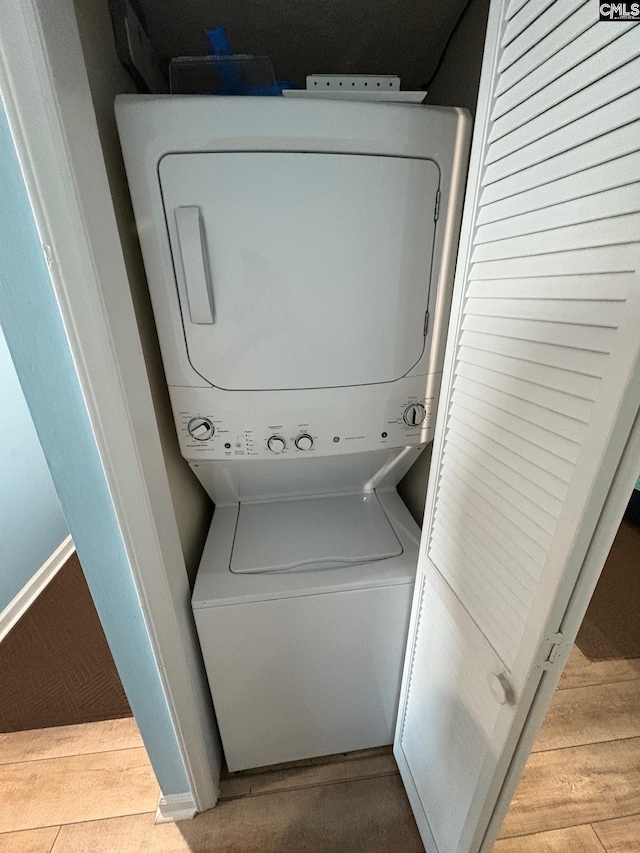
left=116, top=96, right=470, bottom=772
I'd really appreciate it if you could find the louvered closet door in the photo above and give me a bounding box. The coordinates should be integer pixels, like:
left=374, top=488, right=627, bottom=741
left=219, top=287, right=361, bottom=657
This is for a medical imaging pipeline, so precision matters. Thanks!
left=394, top=2, right=640, bottom=852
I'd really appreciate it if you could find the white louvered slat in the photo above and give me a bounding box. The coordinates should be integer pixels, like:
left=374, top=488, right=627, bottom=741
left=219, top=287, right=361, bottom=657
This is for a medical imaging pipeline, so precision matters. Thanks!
left=504, top=0, right=530, bottom=23
left=481, top=118, right=640, bottom=205
left=463, top=297, right=623, bottom=327
left=461, top=313, right=615, bottom=354
left=444, top=431, right=563, bottom=525
left=447, top=415, right=569, bottom=501
left=449, top=399, right=575, bottom=482
left=459, top=330, right=607, bottom=380
left=396, top=6, right=640, bottom=852
left=442, top=441, right=558, bottom=540
left=478, top=152, right=640, bottom=226
left=429, top=524, right=523, bottom=665
left=433, top=497, right=539, bottom=608
left=457, top=345, right=600, bottom=405
left=430, top=513, right=531, bottom=648
left=487, top=54, right=639, bottom=165
left=501, top=0, right=556, bottom=49
left=451, top=386, right=582, bottom=465
left=495, top=0, right=595, bottom=100
left=469, top=243, right=638, bottom=279
left=455, top=361, right=594, bottom=423
left=472, top=213, right=640, bottom=262
left=436, top=474, right=546, bottom=578
left=433, top=496, right=536, bottom=612
left=465, top=275, right=631, bottom=302
left=437, top=467, right=548, bottom=568
left=491, top=27, right=640, bottom=143
left=475, top=183, right=640, bottom=244
left=494, top=21, right=633, bottom=120
left=454, top=371, right=589, bottom=446
left=442, top=450, right=554, bottom=551
left=431, top=506, right=538, bottom=634
left=482, top=85, right=640, bottom=186
left=427, top=536, right=525, bottom=671
left=498, top=0, right=587, bottom=77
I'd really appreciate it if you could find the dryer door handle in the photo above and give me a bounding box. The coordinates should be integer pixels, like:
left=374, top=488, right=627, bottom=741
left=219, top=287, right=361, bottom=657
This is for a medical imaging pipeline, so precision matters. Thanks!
left=175, top=206, right=215, bottom=324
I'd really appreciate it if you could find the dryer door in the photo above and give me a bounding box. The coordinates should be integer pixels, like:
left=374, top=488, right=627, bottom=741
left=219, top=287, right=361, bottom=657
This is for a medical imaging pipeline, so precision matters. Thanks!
left=159, top=152, right=439, bottom=390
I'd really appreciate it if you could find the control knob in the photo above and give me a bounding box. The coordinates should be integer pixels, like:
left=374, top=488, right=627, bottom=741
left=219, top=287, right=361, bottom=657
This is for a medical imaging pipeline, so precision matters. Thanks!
left=295, top=434, right=313, bottom=451
left=187, top=417, right=214, bottom=441
left=267, top=435, right=286, bottom=454
left=403, top=403, right=427, bottom=427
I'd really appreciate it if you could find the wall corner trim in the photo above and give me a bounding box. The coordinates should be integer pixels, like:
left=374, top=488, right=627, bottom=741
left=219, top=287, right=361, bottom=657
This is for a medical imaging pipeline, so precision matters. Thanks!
left=0, top=535, right=74, bottom=643
left=155, top=792, right=200, bottom=823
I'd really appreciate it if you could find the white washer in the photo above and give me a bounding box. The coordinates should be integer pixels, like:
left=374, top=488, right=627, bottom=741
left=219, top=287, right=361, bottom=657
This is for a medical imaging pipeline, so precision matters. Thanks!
left=116, top=96, right=470, bottom=770
left=192, top=490, right=417, bottom=771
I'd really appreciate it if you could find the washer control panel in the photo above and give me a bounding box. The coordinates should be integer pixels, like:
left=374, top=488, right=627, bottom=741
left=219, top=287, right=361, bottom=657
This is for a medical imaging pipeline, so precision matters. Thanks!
left=170, top=379, right=440, bottom=461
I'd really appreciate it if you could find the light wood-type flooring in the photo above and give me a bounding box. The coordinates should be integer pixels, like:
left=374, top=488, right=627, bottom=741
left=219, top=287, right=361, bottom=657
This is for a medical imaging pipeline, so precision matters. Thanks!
left=1, top=645, right=639, bottom=852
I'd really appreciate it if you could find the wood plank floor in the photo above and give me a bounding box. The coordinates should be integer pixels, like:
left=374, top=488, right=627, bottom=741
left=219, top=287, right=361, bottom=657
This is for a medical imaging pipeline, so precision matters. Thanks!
left=0, top=646, right=638, bottom=852
left=498, top=646, right=640, bottom=851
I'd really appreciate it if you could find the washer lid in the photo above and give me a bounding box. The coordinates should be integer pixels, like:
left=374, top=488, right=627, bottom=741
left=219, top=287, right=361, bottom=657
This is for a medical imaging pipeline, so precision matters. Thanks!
left=230, top=492, right=403, bottom=574
left=159, top=151, right=439, bottom=391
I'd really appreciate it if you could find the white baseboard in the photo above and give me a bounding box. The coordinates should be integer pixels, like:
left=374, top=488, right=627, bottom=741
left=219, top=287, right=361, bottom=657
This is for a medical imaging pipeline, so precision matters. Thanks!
left=155, top=792, right=198, bottom=823
left=0, top=535, right=75, bottom=643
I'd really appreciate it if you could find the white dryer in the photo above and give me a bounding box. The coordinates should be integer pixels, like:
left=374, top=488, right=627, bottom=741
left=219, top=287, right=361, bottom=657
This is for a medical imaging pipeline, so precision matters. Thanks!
left=116, top=96, right=470, bottom=770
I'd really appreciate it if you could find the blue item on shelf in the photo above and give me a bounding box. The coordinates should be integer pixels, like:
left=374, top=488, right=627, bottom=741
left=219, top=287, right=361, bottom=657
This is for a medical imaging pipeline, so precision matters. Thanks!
left=170, top=25, right=293, bottom=96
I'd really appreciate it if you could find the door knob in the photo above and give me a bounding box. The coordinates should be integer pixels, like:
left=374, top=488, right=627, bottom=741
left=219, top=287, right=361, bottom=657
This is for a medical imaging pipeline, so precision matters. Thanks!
left=488, top=672, right=515, bottom=706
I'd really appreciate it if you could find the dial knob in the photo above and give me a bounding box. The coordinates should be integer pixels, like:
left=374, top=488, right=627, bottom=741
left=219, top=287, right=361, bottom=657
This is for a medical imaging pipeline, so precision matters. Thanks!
left=267, top=435, right=286, bottom=454
left=295, top=434, right=313, bottom=451
left=403, top=403, right=427, bottom=427
left=187, top=417, right=214, bottom=441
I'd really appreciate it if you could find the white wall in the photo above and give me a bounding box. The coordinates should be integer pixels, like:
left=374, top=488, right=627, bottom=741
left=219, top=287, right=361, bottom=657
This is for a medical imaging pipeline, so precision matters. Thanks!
left=72, top=0, right=212, bottom=582
left=0, top=325, right=68, bottom=609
